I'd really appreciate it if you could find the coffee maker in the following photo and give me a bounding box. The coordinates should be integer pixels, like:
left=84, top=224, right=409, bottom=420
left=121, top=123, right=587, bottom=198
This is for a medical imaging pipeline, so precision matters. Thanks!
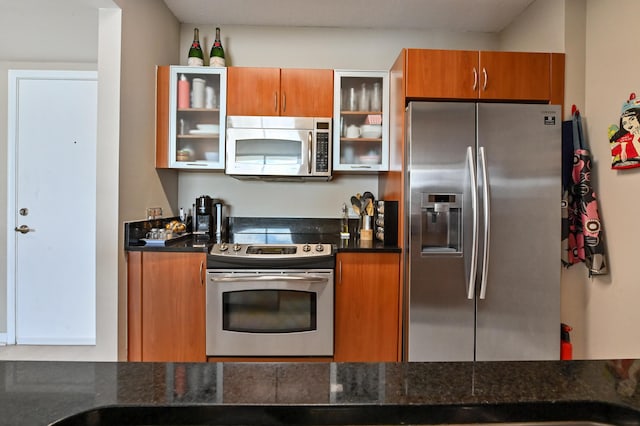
left=193, top=195, right=227, bottom=242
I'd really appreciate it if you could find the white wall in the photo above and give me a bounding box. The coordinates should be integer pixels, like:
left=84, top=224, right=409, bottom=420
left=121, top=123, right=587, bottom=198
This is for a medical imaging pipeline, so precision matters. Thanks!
left=176, top=25, right=500, bottom=218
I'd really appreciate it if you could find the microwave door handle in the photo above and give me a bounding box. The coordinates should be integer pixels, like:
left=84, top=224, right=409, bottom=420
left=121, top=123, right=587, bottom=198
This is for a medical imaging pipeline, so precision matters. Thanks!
left=308, top=131, right=313, bottom=174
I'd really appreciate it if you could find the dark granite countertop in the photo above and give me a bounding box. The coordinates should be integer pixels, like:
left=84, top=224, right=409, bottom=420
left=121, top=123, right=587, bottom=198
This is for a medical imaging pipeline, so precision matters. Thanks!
left=125, top=217, right=400, bottom=254
left=2, top=360, right=640, bottom=425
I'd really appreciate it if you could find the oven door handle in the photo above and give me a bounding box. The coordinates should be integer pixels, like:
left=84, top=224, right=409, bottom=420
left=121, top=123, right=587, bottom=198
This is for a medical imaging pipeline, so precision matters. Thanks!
left=209, top=275, right=330, bottom=283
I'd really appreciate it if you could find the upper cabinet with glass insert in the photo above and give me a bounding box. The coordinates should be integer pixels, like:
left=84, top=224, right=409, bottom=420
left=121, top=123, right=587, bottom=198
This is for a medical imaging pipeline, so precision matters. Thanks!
left=333, top=70, right=389, bottom=172
left=156, top=65, right=227, bottom=169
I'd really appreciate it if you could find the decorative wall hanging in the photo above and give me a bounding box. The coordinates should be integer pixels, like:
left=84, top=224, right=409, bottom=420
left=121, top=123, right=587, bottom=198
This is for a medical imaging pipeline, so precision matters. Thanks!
left=609, top=92, right=640, bottom=170
left=562, top=106, right=608, bottom=276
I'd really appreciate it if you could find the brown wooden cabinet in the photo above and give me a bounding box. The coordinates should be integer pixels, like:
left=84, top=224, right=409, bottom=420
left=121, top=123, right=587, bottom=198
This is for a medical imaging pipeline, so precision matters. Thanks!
left=127, top=251, right=207, bottom=362
left=334, top=252, right=401, bottom=362
left=405, top=49, right=479, bottom=100
left=405, top=48, right=558, bottom=102
left=227, top=67, right=333, bottom=117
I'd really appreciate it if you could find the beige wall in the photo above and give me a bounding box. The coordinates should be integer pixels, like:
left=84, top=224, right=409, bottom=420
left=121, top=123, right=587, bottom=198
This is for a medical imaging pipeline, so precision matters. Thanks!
left=118, top=0, right=180, bottom=223
left=499, top=0, right=565, bottom=53
left=564, top=0, right=640, bottom=359
left=0, top=1, right=99, bottom=63
left=116, top=0, right=180, bottom=360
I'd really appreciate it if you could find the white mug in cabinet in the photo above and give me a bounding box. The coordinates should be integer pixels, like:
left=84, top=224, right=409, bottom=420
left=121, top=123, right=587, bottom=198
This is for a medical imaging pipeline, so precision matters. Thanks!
left=191, top=78, right=206, bottom=108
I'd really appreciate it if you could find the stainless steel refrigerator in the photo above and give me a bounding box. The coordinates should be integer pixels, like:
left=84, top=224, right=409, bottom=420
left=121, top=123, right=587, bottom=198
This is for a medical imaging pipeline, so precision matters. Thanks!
left=406, top=102, right=560, bottom=362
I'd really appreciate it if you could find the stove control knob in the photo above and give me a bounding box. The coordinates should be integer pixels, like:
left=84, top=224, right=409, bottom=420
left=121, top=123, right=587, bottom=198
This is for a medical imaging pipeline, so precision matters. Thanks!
left=233, top=243, right=242, bottom=252
left=315, top=244, right=324, bottom=252
left=302, top=244, right=311, bottom=252
left=219, top=243, right=228, bottom=252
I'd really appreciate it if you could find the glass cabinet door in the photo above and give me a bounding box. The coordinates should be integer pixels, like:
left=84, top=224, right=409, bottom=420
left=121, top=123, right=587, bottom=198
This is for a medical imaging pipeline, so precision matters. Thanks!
left=168, top=66, right=227, bottom=169
left=333, top=70, right=389, bottom=172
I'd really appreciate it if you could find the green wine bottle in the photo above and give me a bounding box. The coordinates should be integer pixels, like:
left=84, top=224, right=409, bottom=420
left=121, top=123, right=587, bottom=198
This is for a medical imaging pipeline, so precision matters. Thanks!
left=188, top=27, right=204, bottom=66
left=209, top=27, right=226, bottom=67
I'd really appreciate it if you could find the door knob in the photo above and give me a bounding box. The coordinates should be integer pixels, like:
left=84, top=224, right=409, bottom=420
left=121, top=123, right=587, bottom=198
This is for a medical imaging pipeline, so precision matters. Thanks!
left=15, top=225, right=35, bottom=234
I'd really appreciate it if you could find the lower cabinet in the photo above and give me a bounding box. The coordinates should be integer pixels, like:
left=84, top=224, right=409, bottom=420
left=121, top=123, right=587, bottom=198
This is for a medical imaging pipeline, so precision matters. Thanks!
left=127, top=250, right=400, bottom=362
left=127, top=251, right=207, bottom=362
left=334, top=252, right=401, bottom=362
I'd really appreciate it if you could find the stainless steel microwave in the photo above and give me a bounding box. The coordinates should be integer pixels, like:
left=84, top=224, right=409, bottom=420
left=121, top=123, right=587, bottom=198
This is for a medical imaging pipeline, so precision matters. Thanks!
left=225, top=116, right=332, bottom=180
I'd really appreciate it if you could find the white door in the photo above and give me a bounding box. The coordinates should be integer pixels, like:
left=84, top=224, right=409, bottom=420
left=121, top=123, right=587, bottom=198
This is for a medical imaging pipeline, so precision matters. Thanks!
left=7, top=70, right=97, bottom=345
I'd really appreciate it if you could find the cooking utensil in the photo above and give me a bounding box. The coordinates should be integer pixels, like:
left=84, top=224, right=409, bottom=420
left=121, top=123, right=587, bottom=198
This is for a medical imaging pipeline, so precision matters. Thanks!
left=362, top=192, right=375, bottom=215
left=350, top=195, right=362, bottom=215
left=361, top=198, right=374, bottom=216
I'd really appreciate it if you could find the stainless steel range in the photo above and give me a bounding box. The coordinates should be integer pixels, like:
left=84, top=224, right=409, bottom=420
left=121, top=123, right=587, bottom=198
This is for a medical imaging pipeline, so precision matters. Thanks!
left=206, top=243, right=335, bottom=357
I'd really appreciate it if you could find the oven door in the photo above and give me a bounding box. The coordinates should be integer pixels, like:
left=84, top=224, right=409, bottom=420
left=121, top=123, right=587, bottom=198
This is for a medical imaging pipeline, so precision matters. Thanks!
left=206, top=269, right=334, bottom=357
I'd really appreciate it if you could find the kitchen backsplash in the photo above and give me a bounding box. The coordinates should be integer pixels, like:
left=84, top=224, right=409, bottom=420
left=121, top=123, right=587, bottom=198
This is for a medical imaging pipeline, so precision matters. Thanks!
left=177, top=172, right=379, bottom=219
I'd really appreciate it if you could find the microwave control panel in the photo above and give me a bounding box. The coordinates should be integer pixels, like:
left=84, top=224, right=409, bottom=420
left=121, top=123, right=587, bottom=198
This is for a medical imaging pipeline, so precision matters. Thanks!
left=315, top=132, right=330, bottom=172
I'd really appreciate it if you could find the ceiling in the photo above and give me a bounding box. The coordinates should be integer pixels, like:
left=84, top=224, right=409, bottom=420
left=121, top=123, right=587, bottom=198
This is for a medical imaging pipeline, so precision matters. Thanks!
left=162, top=0, right=535, bottom=32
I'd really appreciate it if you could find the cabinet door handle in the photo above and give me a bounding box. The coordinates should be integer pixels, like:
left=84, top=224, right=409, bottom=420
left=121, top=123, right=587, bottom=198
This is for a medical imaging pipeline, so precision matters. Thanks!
left=274, top=92, right=278, bottom=113
left=282, top=93, right=286, bottom=113
left=472, top=67, right=478, bottom=91
left=199, top=260, right=204, bottom=286
left=482, top=67, right=488, bottom=91
left=338, top=259, right=342, bottom=284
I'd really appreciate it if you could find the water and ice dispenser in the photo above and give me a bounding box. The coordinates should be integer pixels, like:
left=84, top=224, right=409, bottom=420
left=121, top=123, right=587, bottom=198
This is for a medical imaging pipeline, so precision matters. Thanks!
left=421, top=193, right=462, bottom=253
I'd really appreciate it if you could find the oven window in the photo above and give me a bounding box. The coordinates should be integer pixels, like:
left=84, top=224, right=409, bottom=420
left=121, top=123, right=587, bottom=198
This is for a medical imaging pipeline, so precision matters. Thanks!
left=222, top=289, right=317, bottom=333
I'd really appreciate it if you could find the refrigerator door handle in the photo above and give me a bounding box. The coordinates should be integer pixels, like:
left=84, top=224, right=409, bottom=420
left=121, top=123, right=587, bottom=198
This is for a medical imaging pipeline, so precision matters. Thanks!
left=478, top=146, right=491, bottom=299
left=466, top=146, right=479, bottom=300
